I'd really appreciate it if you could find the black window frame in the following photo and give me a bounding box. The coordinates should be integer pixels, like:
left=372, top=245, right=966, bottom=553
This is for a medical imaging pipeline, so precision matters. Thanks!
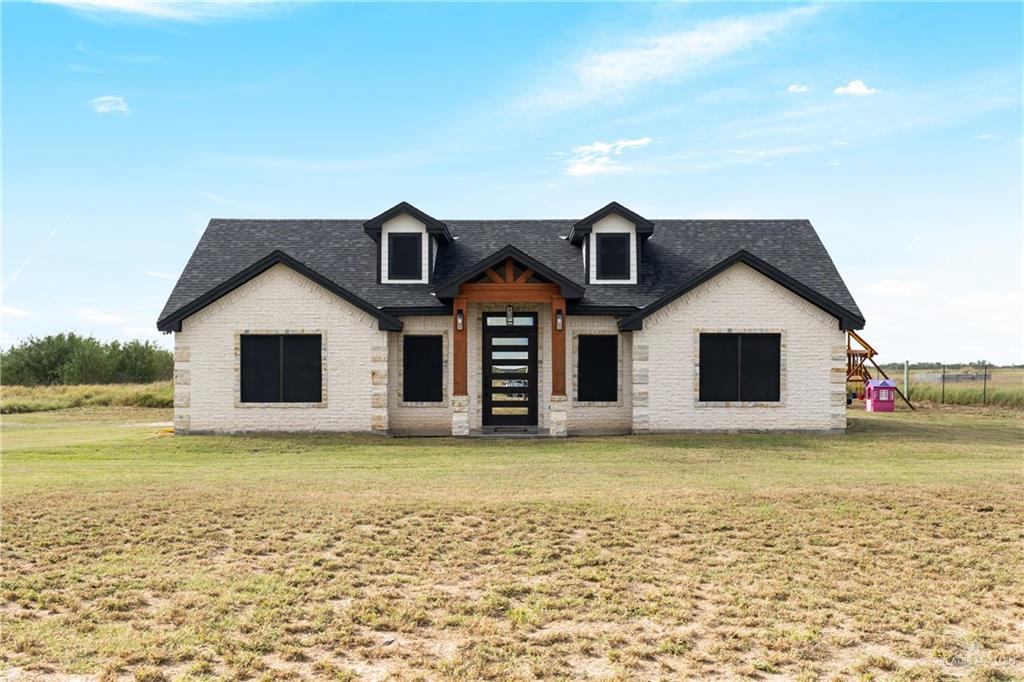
left=402, top=335, right=444, bottom=403
left=577, top=334, right=619, bottom=402
left=387, top=232, right=423, bottom=281
left=698, top=333, right=781, bottom=403
left=240, top=334, right=322, bottom=403
left=595, top=233, right=631, bottom=280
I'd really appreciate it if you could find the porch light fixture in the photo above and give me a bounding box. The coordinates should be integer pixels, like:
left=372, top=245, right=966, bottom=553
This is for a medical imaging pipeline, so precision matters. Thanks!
left=505, top=304, right=514, bottom=326
left=556, top=309, right=564, bottom=331
left=456, top=309, right=464, bottom=331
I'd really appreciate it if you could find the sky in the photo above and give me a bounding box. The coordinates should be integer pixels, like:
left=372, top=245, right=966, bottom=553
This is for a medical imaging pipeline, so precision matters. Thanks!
left=2, top=1, right=1022, bottom=364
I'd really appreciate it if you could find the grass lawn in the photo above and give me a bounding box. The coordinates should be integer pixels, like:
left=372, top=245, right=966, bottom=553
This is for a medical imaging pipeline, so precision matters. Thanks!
left=2, top=407, right=1022, bottom=681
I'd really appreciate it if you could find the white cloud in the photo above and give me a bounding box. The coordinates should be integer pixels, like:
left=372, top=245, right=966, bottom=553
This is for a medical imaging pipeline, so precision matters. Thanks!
left=950, top=289, right=1022, bottom=308
left=65, top=63, right=98, bottom=73
left=1, top=304, right=35, bottom=318
left=77, top=307, right=125, bottom=323
left=976, top=133, right=998, bottom=140
left=787, top=84, right=809, bottom=93
left=833, top=79, right=877, bottom=96
left=521, top=5, right=821, bottom=112
left=39, top=0, right=278, bottom=22
left=144, top=271, right=177, bottom=280
left=90, top=95, right=129, bottom=114
left=564, top=137, right=653, bottom=176
left=864, top=279, right=929, bottom=296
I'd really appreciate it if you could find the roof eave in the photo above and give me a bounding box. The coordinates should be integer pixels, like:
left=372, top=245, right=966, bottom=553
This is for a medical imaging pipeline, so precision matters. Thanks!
left=156, top=250, right=404, bottom=333
left=362, top=201, right=453, bottom=244
left=569, top=201, right=655, bottom=246
left=434, top=245, right=585, bottom=300
left=617, top=249, right=865, bottom=331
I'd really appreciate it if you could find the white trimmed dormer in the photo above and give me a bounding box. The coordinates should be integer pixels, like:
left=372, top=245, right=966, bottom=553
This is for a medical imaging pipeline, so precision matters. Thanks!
left=568, top=201, right=654, bottom=285
left=382, top=214, right=430, bottom=283
left=362, top=202, right=453, bottom=284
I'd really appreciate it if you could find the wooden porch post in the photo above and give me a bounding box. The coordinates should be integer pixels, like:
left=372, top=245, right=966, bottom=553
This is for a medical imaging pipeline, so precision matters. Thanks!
left=551, top=296, right=566, bottom=396
left=453, top=296, right=468, bottom=396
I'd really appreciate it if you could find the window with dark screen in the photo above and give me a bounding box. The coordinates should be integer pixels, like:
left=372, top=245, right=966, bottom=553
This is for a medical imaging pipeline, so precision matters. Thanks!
left=241, top=334, right=322, bottom=403
left=403, top=335, right=443, bottom=402
left=388, top=233, right=423, bottom=280
left=577, top=335, right=618, bottom=401
left=698, top=333, right=780, bottom=402
left=595, top=234, right=630, bottom=280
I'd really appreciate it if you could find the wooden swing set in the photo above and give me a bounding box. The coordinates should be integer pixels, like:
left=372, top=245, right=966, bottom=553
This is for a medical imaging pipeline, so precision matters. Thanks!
left=846, top=330, right=915, bottom=410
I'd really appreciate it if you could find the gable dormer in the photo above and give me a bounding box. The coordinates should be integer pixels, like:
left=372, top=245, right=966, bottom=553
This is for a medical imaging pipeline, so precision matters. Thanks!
left=568, top=202, right=653, bottom=285
left=362, top=202, right=452, bottom=284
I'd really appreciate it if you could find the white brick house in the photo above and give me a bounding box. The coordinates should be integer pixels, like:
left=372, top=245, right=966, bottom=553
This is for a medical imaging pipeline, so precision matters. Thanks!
left=158, top=202, right=864, bottom=436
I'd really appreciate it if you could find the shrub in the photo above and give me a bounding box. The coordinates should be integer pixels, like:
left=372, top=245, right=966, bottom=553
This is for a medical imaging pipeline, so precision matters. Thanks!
left=1, top=334, right=173, bottom=386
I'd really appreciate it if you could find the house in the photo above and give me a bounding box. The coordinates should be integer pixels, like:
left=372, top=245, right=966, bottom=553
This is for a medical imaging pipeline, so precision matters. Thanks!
left=157, top=202, right=864, bottom=436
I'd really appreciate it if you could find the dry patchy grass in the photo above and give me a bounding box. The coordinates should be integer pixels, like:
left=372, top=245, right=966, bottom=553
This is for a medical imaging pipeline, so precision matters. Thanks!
left=2, top=407, right=1022, bottom=680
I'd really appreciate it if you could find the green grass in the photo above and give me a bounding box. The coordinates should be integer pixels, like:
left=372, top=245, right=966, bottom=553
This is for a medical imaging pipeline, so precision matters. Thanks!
left=0, top=381, right=172, bottom=414
left=2, top=406, right=1023, bottom=680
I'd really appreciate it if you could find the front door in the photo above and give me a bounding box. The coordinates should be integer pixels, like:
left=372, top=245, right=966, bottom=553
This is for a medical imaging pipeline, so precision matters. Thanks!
left=482, top=312, right=538, bottom=427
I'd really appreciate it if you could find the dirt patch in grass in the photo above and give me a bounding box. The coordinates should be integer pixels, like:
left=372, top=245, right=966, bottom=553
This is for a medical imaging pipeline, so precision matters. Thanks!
left=2, top=408, right=1022, bottom=680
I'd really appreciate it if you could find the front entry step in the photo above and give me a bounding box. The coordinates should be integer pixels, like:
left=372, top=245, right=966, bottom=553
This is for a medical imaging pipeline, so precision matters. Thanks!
left=470, top=426, right=547, bottom=438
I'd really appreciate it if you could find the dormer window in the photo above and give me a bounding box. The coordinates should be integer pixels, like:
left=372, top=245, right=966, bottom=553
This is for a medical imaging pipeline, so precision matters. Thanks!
left=388, top=233, right=422, bottom=280
left=568, top=201, right=653, bottom=286
left=362, top=202, right=453, bottom=285
left=596, top=233, right=630, bottom=280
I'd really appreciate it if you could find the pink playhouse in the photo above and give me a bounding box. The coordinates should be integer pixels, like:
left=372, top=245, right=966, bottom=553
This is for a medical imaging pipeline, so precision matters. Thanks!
left=865, top=379, right=897, bottom=412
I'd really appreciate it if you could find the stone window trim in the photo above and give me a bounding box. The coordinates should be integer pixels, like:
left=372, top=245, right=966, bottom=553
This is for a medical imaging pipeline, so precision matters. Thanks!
left=398, top=329, right=450, bottom=408
left=692, top=328, right=787, bottom=408
left=572, top=331, right=625, bottom=408
left=233, top=329, right=329, bottom=408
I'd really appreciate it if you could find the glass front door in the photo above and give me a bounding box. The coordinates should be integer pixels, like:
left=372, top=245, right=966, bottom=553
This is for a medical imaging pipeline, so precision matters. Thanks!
left=482, top=312, right=538, bottom=426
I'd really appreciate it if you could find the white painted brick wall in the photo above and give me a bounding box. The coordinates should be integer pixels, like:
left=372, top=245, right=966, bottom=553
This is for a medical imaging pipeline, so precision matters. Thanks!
left=633, top=263, right=847, bottom=432
left=566, top=315, right=632, bottom=434
left=387, top=315, right=452, bottom=436
left=174, top=264, right=388, bottom=434
left=172, top=262, right=845, bottom=435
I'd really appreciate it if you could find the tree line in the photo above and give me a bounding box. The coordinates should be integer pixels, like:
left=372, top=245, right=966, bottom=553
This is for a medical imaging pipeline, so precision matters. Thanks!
left=1, top=333, right=173, bottom=385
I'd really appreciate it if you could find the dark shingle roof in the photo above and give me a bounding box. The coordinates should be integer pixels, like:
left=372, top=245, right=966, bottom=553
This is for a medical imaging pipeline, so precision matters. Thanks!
left=158, top=218, right=863, bottom=328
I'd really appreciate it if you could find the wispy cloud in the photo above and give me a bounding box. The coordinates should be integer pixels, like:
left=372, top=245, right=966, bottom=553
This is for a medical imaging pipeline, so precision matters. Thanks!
left=145, top=271, right=177, bottom=280
left=77, top=307, right=125, bottom=323
left=976, top=132, right=998, bottom=140
left=520, top=5, right=822, bottom=112
left=65, top=63, right=99, bottom=73
left=865, top=279, right=929, bottom=296
left=1, top=304, right=35, bottom=318
left=39, top=0, right=279, bottom=22
left=563, top=137, right=654, bottom=176
left=787, top=84, right=809, bottom=93
left=90, top=95, right=130, bottom=114
left=834, top=79, right=877, bottom=96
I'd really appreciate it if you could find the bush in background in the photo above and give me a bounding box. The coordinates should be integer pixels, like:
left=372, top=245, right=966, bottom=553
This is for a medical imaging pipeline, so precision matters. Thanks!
left=1, top=333, right=173, bottom=386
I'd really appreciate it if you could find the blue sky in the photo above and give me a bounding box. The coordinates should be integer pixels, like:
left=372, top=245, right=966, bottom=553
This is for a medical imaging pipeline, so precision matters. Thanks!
left=3, top=1, right=1022, bottom=364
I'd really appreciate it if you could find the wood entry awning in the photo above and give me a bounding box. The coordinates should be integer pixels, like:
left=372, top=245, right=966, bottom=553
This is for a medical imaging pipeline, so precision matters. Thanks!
left=451, top=256, right=569, bottom=398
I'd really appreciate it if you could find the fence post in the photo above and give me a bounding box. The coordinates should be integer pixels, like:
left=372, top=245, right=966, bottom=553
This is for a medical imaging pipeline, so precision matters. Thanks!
left=982, top=362, right=987, bottom=405
left=904, top=361, right=910, bottom=400
left=941, top=364, right=945, bottom=404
